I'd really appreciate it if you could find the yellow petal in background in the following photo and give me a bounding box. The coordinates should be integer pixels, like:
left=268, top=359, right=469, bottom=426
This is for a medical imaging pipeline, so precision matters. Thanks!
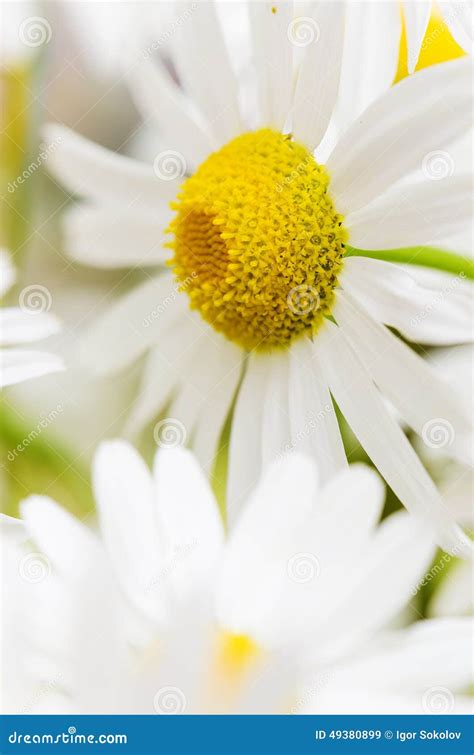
left=395, top=4, right=466, bottom=82
left=0, top=59, right=36, bottom=252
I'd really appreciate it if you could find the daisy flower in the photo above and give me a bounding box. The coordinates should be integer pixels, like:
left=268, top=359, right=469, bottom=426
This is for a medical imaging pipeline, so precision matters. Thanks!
left=44, top=1, right=473, bottom=554
left=2, top=442, right=472, bottom=714
left=0, top=250, right=64, bottom=387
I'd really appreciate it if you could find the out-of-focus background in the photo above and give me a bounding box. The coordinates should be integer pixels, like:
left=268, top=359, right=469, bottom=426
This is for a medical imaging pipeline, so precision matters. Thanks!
left=0, top=1, right=471, bottom=619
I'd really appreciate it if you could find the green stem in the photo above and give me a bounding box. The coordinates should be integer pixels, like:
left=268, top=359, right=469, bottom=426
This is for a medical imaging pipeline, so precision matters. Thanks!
left=345, top=246, right=474, bottom=280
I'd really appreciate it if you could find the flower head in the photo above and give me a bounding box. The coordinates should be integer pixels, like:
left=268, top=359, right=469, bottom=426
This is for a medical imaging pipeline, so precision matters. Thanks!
left=43, top=1, right=473, bottom=555
left=2, top=443, right=472, bottom=714
left=169, top=129, right=346, bottom=349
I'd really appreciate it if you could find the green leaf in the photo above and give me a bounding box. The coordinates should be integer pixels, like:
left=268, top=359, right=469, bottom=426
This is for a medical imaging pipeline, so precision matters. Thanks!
left=345, top=246, right=474, bottom=280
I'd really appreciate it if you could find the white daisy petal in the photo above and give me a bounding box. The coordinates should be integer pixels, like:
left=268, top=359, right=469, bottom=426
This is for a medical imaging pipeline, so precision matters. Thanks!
left=314, top=320, right=472, bottom=557
left=166, top=378, right=209, bottom=448
left=20, top=495, right=102, bottom=579
left=318, top=464, right=385, bottom=550
left=217, top=453, right=318, bottom=640
left=261, top=350, right=291, bottom=469
left=250, top=0, right=294, bottom=130
left=173, top=1, right=242, bottom=145
left=0, top=249, right=15, bottom=297
left=124, top=347, right=178, bottom=437
left=0, top=349, right=65, bottom=388
left=124, top=314, right=205, bottom=437
left=191, top=340, right=243, bottom=474
left=0, top=252, right=63, bottom=388
left=125, top=53, right=214, bottom=171
left=309, top=512, right=435, bottom=661
left=164, top=335, right=241, bottom=451
left=92, top=441, right=163, bottom=607
left=153, top=446, right=224, bottom=595
left=345, top=175, right=473, bottom=251
left=78, top=274, right=184, bottom=376
left=292, top=0, right=344, bottom=151
left=341, top=256, right=474, bottom=345
left=0, top=513, right=27, bottom=544
left=0, top=309, right=60, bottom=345
left=404, top=0, right=432, bottom=74
left=364, top=618, right=474, bottom=690
left=438, top=1, right=474, bottom=53
left=334, top=0, right=402, bottom=138
left=327, top=58, right=474, bottom=215
left=43, top=124, right=178, bottom=210
left=334, top=289, right=473, bottom=466
left=288, top=336, right=347, bottom=484
left=227, top=354, right=269, bottom=525
left=62, top=204, right=172, bottom=268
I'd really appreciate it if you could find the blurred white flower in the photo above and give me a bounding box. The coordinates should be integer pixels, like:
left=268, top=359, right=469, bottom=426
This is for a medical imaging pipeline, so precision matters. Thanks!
left=0, top=251, right=64, bottom=387
left=2, top=444, right=472, bottom=714
left=43, top=2, right=473, bottom=556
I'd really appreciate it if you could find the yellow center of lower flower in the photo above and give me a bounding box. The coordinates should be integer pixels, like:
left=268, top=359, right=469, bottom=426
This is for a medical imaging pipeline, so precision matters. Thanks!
left=168, top=129, right=346, bottom=350
left=216, top=631, right=261, bottom=679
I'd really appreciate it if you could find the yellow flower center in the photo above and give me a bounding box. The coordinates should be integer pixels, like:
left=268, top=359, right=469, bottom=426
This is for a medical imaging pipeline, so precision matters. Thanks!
left=168, top=129, right=346, bottom=350
left=200, top=631, right=261, bottom=712
left=215, top=631, right=261, bottom=680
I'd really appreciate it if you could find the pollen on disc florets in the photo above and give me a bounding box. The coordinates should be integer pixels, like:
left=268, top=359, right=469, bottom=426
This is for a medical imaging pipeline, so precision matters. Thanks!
left=167, top=129, right=346, bottom=350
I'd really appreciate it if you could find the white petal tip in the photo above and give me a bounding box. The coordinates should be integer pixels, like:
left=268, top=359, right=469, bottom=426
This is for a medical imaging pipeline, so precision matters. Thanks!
left=19, top=494, right=56, bottom=519
left=94, top=439, right=135, bottom=467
